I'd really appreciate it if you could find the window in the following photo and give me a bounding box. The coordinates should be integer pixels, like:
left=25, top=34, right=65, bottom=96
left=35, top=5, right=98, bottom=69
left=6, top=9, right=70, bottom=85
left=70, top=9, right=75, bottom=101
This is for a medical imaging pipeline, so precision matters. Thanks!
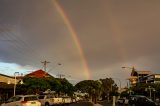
left=24, top=96, right=38, bottom=101
left=38, top=95, right=45, bottom=99
left=15, top=96, right=22, bottom=101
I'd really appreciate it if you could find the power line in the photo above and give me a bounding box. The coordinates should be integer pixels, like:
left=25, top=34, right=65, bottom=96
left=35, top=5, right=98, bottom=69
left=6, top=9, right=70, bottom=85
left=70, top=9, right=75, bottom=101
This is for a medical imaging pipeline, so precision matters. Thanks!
left=47, top=63, right=62, bottom=73
left=0, top=29, right=37, bottom=64
left=0, top=24, right=42, bottom=68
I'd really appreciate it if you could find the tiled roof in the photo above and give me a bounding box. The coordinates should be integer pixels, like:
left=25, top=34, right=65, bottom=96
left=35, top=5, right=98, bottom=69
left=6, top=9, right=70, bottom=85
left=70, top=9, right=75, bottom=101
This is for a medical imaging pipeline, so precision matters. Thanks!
left=26, top=69, right=50, bottom=78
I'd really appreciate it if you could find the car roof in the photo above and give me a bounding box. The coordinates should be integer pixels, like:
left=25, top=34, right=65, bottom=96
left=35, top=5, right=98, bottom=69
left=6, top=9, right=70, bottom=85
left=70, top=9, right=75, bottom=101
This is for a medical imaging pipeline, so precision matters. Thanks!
left=15, top=95, right=38, bottom=97
left=130, top=95, right=146, bottom=97
left=118, top=98, right=125, bottom=99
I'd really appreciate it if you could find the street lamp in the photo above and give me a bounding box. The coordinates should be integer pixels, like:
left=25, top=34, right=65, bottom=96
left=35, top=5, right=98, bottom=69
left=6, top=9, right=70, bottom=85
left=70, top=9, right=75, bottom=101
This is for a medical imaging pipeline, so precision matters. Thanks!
left=14, top=72, right=19, bottom=96
left=145, top=86, right=155, bottom=100
left=122, top=66, right=134, bottom=69
left=122, top=66, right=137, bottom=75
left=112, top=78, right=121, bottom=93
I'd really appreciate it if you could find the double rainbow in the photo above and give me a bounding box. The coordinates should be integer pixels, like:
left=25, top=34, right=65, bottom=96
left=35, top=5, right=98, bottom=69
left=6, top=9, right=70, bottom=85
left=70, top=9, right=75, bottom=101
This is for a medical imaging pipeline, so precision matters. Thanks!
left=52, top=0, right=91, bottom=80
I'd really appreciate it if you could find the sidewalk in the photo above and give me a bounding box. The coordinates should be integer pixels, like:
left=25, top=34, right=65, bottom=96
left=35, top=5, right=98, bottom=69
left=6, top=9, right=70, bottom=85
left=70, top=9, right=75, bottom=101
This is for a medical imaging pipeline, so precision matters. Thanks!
left=93, top=103, right=103, bottom=106
left=89, top=100, right=112, bottom=106
left=97, top=100, right=112, bottom=106
left=91, top=101, right=103, bottom=106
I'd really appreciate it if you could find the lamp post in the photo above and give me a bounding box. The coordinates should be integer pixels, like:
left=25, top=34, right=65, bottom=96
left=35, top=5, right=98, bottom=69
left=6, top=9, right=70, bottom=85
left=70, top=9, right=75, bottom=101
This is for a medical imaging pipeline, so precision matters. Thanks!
left=145, top=86, right=155, bottom=100
left=153, top=89, right=156, bottom=101
left=122, top=66, right=136, bottom=74
left=149, top=86, right=152, bottom=99
left=14, top=72, right=19, bottom=96
left=122, top=66, right=137, bottom=76
left=112, top=78, right=121, bottom=93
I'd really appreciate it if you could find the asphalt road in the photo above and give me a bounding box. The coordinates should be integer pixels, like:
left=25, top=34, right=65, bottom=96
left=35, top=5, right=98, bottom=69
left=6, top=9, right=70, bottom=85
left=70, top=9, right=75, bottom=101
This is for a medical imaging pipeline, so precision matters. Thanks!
left=68, top=101, right=112, bottom=106
left=69, top=101, right=94, bottom=106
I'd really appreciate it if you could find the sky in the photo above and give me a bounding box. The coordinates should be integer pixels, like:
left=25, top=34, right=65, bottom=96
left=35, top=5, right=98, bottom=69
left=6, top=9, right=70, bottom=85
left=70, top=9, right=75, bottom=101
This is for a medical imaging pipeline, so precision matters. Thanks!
left=0, top=0, right=160, bottom=86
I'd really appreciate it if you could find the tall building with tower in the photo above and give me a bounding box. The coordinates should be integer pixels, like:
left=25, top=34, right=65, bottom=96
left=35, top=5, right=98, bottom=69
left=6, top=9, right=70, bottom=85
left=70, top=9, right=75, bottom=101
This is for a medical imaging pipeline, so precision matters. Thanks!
left=128, top=69, right=160, bottom=86
left=128, top=70, right=151, bottom=86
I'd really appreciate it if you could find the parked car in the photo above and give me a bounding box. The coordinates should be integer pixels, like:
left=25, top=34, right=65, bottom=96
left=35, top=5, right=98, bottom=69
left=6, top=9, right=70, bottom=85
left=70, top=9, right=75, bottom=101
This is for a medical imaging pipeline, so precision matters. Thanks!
left=38, top=94, right=63, bottom=106
left=116, top=98, right=129, bottom=105
left=62, top=96, right=72, bottom=104
left=116, top=98, right=125, bottom=105
left=1, top=95, right=41, bottom=106
left=128, top=95, right=158, bottom=106
left=71, top=97, right=77, bottom=103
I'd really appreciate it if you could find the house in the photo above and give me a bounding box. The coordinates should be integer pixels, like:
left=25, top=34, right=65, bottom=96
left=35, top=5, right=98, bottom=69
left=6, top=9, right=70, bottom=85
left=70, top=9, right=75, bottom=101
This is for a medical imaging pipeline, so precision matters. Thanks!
left=0, top=74, right=17, bottom=103
left=25, top=69, right=53, bottom=78
left=0, top=73, right=15, bottom=84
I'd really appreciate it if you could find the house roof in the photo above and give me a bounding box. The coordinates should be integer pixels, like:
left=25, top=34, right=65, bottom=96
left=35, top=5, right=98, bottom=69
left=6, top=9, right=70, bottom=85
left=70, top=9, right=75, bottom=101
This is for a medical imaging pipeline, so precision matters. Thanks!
left=0, top=73, right=14, bottom=79
left=25, top=69, right=52, bottom=78
left=131, top=70, right=151, bottom=76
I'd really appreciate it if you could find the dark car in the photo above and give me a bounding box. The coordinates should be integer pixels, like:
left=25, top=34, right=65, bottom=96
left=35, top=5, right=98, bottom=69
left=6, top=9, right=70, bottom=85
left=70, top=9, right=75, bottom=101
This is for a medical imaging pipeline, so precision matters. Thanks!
left=116, top=98, right=125, bottom=105
left=128, top=95, right=158, bottom=106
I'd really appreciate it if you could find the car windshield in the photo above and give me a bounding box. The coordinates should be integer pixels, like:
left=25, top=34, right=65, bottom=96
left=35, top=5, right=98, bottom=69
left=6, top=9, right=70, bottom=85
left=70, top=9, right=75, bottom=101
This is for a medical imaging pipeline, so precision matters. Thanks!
left=38, top=95, right=45, bottom=99
left=7, top=96, right=22, bottom=102
left=24, top=96, right=38, bottom=101
left=146, top=97, right=154, bottom=102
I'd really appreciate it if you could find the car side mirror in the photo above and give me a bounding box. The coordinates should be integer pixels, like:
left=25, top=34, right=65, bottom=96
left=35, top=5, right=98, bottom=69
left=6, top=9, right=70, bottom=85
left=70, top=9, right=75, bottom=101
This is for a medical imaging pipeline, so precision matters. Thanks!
left=145, top=99, right=149, bottom=102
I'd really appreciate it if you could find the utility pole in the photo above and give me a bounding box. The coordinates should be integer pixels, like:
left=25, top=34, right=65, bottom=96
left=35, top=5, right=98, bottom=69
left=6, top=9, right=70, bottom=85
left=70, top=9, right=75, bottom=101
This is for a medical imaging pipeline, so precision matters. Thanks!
left=41, top=60, right=50, bottom=72
left=57, top=74, right=65, bottom=79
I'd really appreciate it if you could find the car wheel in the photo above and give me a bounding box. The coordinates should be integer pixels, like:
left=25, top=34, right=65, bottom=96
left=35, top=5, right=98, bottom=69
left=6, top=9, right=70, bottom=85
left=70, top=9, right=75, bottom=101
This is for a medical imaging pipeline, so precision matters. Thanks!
left=45, top=102, right=50, bottom=106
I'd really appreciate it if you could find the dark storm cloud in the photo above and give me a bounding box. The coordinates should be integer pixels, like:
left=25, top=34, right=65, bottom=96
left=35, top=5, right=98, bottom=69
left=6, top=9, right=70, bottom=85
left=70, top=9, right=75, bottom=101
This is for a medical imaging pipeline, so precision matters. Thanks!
left=0, top=0, right=86, bottom=79
left=59, top=0, right=160, bottom=71
left=0, top=0, right=160, bottom=83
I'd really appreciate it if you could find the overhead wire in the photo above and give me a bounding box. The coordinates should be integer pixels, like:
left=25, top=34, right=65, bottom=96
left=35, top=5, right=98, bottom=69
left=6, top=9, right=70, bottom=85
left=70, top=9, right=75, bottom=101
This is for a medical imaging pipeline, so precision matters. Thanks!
left=0, top=26, right=30, bottom=60
left=0, top=1, right=62, bottom=72
left=0, top=24, right=41, bottom=69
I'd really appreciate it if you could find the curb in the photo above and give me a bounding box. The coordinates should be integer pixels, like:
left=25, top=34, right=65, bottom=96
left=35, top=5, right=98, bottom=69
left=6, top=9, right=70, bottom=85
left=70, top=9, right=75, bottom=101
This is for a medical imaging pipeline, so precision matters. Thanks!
left=91, top=102, right=103, bottom=106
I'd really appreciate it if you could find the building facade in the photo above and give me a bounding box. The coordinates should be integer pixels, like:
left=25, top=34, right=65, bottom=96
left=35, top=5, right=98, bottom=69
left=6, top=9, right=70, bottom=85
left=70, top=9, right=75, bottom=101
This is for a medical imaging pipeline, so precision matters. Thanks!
left=0, top=74, right=16, bottom=103
left=128, top=70, right=151, bottom=86
left=140, top=74, right=160, bottom=83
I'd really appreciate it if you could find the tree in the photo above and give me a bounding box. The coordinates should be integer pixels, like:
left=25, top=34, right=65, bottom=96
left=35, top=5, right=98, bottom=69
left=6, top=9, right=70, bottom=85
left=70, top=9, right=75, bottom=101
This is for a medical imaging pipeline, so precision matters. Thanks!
left=75, top=80, right=102, bottom=103
left=57, top=78, right=74, bottom=96
left=131, top=83, right=160, bottom=99
left=100, top=78, right=118, bottom=100
left=20, top=76, right=51, bottom=94
left=17, top=76, right=75, bottom=96
left=45, top=77, right=62, bottom=93
left=120, top=90, right=129, bottom=98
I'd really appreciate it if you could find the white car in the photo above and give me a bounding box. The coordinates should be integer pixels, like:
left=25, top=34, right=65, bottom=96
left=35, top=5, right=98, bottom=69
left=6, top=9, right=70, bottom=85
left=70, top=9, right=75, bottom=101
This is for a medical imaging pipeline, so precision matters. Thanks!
left=38, top=94, right=63, bottom=106
left=1, top=95, right=41, bottom=106
left=62, top=96, right=72, bottom=104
